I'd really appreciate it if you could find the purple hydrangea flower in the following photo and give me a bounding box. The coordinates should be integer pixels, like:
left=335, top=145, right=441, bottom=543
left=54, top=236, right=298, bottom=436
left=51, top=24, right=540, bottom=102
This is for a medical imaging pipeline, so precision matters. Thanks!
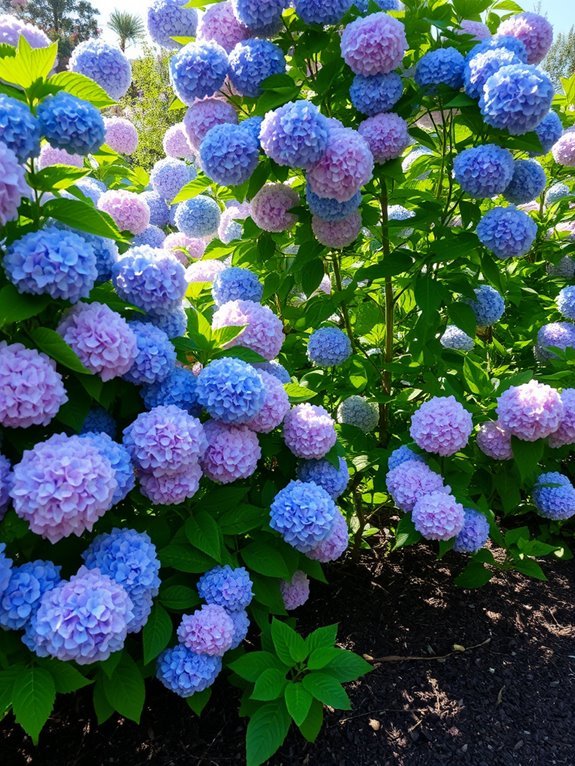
left=295, top=0, right=351, bottom=25
left=156, top=645, right=221, bottom=697
left=453, top=509, right=490, bottom=553
left=98, top=190, right=150, bottom=235
left=270, top=479, right=337, bottom=553
left=150, top=157, right=196, bottom=203
left=175, top=195, right=221, bottom=237
left=387, top=446, right=424, bottom=471
left=496, top=380, right=563, bottom=442
left=458, top=19, right=491, bottom=40
left=533, top=472, right=575, bottom=520
left=147, top=0, right=198, bottom=49
left=476, top=420, right=513, bottom=460
left=164, top=123, right=195, bottom=160
left=104, top=116, right=138, bottom=155
left=410, top=396, right=473, bottom=456
left=504, top=159, right=546, bottom=205
left=0, top=143, right=27, bottom=226
left=245, top=369, right=289, bottom=433
left=386, top=459, right=449, bottom=512
left=308, top=327, right=351, bottom=367
left=498, top=12, right=553, bottom=65
left=139, top=190, right=170, bottom=227
left=212, top=299, right=284, bottom=360
left=170, top=41, right=229, bottom=105
left=280, top=570, right=310, bottom=610
left=453, top=144, right=515, bottom=198
left=123, top=321, right=177, bottom=386
left=283, top=403, right=336, bottom=459
left=337, top=395, right=379, bottom=433
left=113, top=247, right=187, bottom=315
left=415, top=47, right=465, bottom=89
left=11, top=434, right=117, bottom=542
left=355, top=0, right=399, bottom=9
left=341, top=12, right=407, bottom=76
left=0, top=94, right=40, bottom=161
left=358, top=112, right=409, bottom=164
left=231, top=0, right=288, bottom=32
left=0, top=13, right=51, bottom=48
left=465, top=285, right=505, bottom=326
left=0, top=560, right=61, bottom=630
left=0, top=454, right=12, bottom=520
left=479, top=64, right=554, bottom=135
left=350, top=72, right=403, bottom=116
left=0, top=342, right=67, bottom=429
left=259, top=100, right=329, bottom=169
left=196, top=357, right=265, bottom=424
left=552, top=132, right=575, bottom=166
left=549, top=389, right=575, bottom=448
left=198, top=1, right=250, bottom=53
left=412, top=492, right=465, bottom=541
left=38, top=92, right=104, bottom=155
left=141, top=367, right=199, bottom=414
left=306, top=185, right=361, bottom=222
left=186, top=259, right=226, bottom=283
left=200, top=123, right=259, bottom=186
left=464, top=48, right=521, bottom=100
left=296, top=457, right=349, bottom=499
left=228, top=39, right=286, bottom=97
left=440, top=325, right=474, bottom=351
left=38, top=145, right=83, bottom=169
left=250, top=183, right=298, bottom=233
left=307, top=510, right=349, bottom=562
left=183, top=98, right=238, bottom=150
left=177, top=604, right=234, bottom=656
left=68, top=39, right=132, bottom=99
left=200, top=420, right=260, bottom=483
left=254, top=360, right=291, bottom=383
left=139, top=462, right=203, bottom=505
left=81, top=407, right=116, bottom=438
left=308, top=127, right=373, bottom=203
left=0, top=543, right=12, bottom=595
left=197, top=565, right=253, bottom=610
left=535, top=322, right=575, bottom=361
left=312, top=211, right=362, bottom=247
left=557, top=286, right=575, bottom=321
left=79, top=432, right=135, bottom=504
left=476, top=206, right=537, bottom=260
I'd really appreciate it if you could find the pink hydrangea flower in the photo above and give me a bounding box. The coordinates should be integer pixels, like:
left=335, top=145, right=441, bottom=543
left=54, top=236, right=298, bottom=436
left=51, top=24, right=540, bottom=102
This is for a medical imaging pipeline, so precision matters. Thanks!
left=410, top=396, right=473, bottom=456
left=283, top=403, right=337, bottom=459
left=499, top=12, right=553, bottom=65
left=412, top=492, right=465, bottom=541
left=552, top=132, right=575, bottom=167
left=312, top=211, right=362, bottom=248
left=98, top=190, right=150, bottom=234
left=250, top=183, right=298, bottom=232
left=177, top=604, right=234, bottom=656
left=164, top=232, right=206, bottom=262
left=307, top=127, right=373, bottom=203
left=183, top=97, right=238, bottom=150
left=496, top=380, right=563, bottom=442
left=245, top=370, right=289, bottom=433
left=200, top=420, right=261, bottom=483
left=280, top=570, right=310, bottom=610
left=212, top=299, right=284, bottom=360
left=139, top=463, right=202, bottom=505
left=458, top=20, right=491, bottom=40
left=549, top=389, right=575, bottom=448
left=186, top=258, right=227, bottom=283
left=476, top=420, right=513, bottom=460
left=341, top=12, right=408, bottom=76
left=37, top=145, right=83, bottom=169
left=197, top=1, right=250, bottom=52
left=386, top=459, right=450, bottom=512
left=104, top=117, right=138, bottom=155
left=307, top=511, right=349, bottom=562
left=163, top=122, right=196, bottom=160
left=358, top=112, right=410, bottom=164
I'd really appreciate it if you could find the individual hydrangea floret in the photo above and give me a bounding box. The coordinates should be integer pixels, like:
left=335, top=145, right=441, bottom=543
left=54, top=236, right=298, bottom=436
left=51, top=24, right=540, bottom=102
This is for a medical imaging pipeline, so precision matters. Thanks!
left=57, top=302, right=137, bottom=381
left=104, top=116, right=138, bottom=155
left=200, top=123, right=259, bottom=186
left=453, top=144, right=515, bottom=198
left=386, top=459, right=449, bottom=512
left=123, top=321, right=177, bottom=386
left=498, top=12, right=553, bottom=65
left=270, top=479, right=337, bottom=553
left=80, top=407, right=116, bottom=438
left=454, top=509, right=490, bottom=553
left=548, top=389, right=575, bottom=448
left=170, top=41, right=229, bottom=105
left=251, top=183, right=298, bottom=233
left=0, top=342, right=67, bottom=429
left=308, top=327, right=352, bottom=367
left=534, top=111, right=563, bottom=155
left=133, top=225, right=166, bottom=249
left=0, top=455, right=12, bottom=520
left=476, top=206, right=537, bottom=260
left=177, top=604, right=234, bottom=656
left=306, top=185, right=361, bottom=222
left=123, top=405, right=206, bottom=476
left=150, top=157, right=196, bottom=203
left=535, top=322, right=575, bottom=361
left=0, top=543, right=12, bottom=596
left=197, top=565, right=253, bottom=611
left=295, top=0, right=351, bottom=25
left=228, top=39, right=286, bottom=97
left=280, top=571, right=310, bottom=610
left=200, top=421, right=260, bottom=483
left=307, top=510, right=349, bottom=562
left=231, top=0, right=288, bottom=33
left=440, top=325, right=474, bottom=352
left=410, top=396, right=473, bottom=456
left=296, top=457, right=349, bottom=499
left=212, top=299, right=284, bottom=360
left=141, top=367, right=199, bottom=415
left=532, top=472, right=575, bottom=520
left=0, top=94, right=41, bottom=162
left=341, top=12, right=407, bottom=76
left=244, top=370, right=289, bottom=434
left=183, top=98, right=238, bottom=150
left=196, top=357, right=265, bottom=424
left=476, top=420, right=513, bottom=460
left=358, top=112, right=409, bottom=164
left=0, top=143, right=27, bottom=226
left=163, top=123, right=195, bottom=160
left=546, top=182, right=570, bottom=205
left=198, top=1, right=250, bottom=53
left=0, top=560, right=61, bottom=630
left=139, top=462, right=203, bottom=505
left=283, top=403, right=337, bottom=459
left=68, top=39, right=132, bottom=99
left=350, top=72, right=403, bottom=116
left=552, top=132, right=575, bottom=167
left=98, top=190, right=150, bottom=235
left=156, top=645, right=221, bottom=697
left=387, top=446, right=424, bottom=471
left=496, top=380, right=563, bottom=442
left=415, top=47, right=465, bottom=90
left=79, top=433, right=135, bottom=504
left=337, top=395, right=379, bottom=433
left=504, top=159, right=546, bottom=205
left=466, top=285, right=505, bottom=327
left=38, top=92, right=104, bottom=155
left=175, top=196, right=221, bottom=238
left=147, top=0, right=198, bottom=49
left=464, top=48, right=521, bottom=100
left=412, top=492, right=465, bottom=541
left=11, top=434, right=117, bottom=543
left=113, top=246, right=187, bottom=315
left=308, top=127, right=373, bottom=203
left=139, top=190, right=170, bottom=227
left=259, top=100, right=330, bottom=169
left=479, top=64, right=554, bottom=135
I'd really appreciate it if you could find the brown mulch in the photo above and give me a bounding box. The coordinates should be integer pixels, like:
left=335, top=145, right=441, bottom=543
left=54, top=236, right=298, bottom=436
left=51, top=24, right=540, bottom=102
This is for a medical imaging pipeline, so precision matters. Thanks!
left=2, top=546, right=574, bottom=766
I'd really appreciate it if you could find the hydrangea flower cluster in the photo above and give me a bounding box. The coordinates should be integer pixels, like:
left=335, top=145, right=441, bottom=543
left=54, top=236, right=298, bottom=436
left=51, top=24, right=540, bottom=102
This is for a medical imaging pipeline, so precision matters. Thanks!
left=198, top=1, right=250, bottom=53
left=476, top=421, right=513, bottom=461
left=123, top=321, right=177, bottom=386
left=453, top=509, right=490, bottom=554
left=388, top=446, right=424, bottom=471
left=466, top=285, right=505, bottom=326
left=104, top=117, right=138, bottom=155
left=245, top=370, right=289, bottom=433
left=199, top=123, right=259, bottom=186
left=133, top=225, right=166, bottom=249
left=201, top=421, right=261, bottom=483
left=340, top=12, right=407, bottom=76
left=476, top=206, right=537, bottom=260
left=358, top=112, right=409, bottom=165
left=296, top=457, right=349, bottom=499
left=259, top=100, right=329, bottom=169
left=212, top=299, right=284, bottom=360
left=163, top=123, right=195, bottom=160
left=552, top=132, right=575, bottom=166
left=147, top=0, right=198, bottom=49
left=183, top=98, right=238, bottom=150
left=170, top=41, right=229, bottom=105
left=212, top=267, right=262, bottom=307
left=150, top=157, right=196, bottom=202
left=98, top=190, right=150, bottom=235
left=498, top=12, right=553, bottom=65
left=532, top=472, right=575, bottom=520
left=306, top=510, right=349, bottom=563
left=156, top=645, right=222, bottom=697
left=251, top=183, right=298, bottom=232
left=440, top=325, right=474, bottom=352
left=270, top=479, right=337, bottom=553
left=0, top=94, right=40, bottom=162
left=139, top=190, right=170, bottom=227
left=496, top=380, right=563, bottom=442
left=198, top=565, right=253, bottom=611
left=386, top=459, right=449, bottom=512
left=38, top=92, right=104, bottom=155
left=504, top=159, right=546, bottom=205
left=175, top=195, right=221, bottom=237
left=306, top=186, right=361, bottom=222
left=412, top=492, right=465, bottom=541
left=228, top=39, right=286, bottom=97
left=410, top=396, right=473, bottom=456
left=464, top=48, right=522, bottom=100
left=548, top=389, right=575, bottom=448
left=308, top=127, right=373, bottom=203
left=546, top=182, right=570, bottom=205
left=453, top=144, right=515, bottom=198
left=283, top=403, right=336, bottom=459
left=350, top=72, right=403, bottom=116
left=479, top=64, right=554, bottom=135
left=113, top=247, right=187, bottom=316
left=177, top=604, right=234, bottom=656
left=68, top=39, right=132, bottom=100
left=79, top=432, right=134, bottom=504
left=0, top=143, right=28, bottom=226
left=535, top=322, right=575, bottom=361
left=307, top=327, right=351, bottom=367
left=415, top=48, right=466, bottom=90
left=0, top=455, right=12, bottom=520
left=535, top=111, right=563, bottom=155
left=141, top=367, right=199, bottom=414
left=231, top=0, right=288, bottom=33
left=0, top=560, right=61, bottom=630
left=196, top=357, right=265, bottom=424
left=337, top=395, right=379, bottom=433
left=81, top=407, right=116, bottom=438
left=280, top=570, right=310, bottom=610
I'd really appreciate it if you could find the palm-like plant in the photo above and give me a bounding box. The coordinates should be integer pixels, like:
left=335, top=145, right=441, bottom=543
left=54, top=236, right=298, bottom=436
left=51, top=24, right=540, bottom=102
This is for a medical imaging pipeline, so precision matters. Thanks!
left=107, top=10, right=145, bottom=51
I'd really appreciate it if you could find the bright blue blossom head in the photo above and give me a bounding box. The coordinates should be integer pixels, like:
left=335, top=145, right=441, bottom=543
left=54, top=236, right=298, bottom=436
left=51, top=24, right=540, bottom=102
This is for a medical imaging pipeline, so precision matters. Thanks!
left=294, top=0, right=352, bottom=25
left=440, top=325, right=474, bottom=351
left=212, top=267, right=263, bottom=307
left=479, top=64, right=554, bottom=135
left=139, top=190, right=170, bottom=227
left=306, top=185, right=361, bottom=222
left=557, top=286, right=575, bottom=321
left=270, top=479, right=337, bottom=553
left=453, top=509, right=490, bottom=553
left=231, top=0, right=288, bottom=32
left=503, top=159, right=546, bottom=205
left=466, top=285, right=505, bottom=327
left=123, top=321, right=176, bottom=386
left=387, top=445, right=425, bottom=471
left=133, top=225, right=166, bottom=249
left=415, top=48, right=465, bottom=90
left=79, top=432, right=135, bottom=504
left=175, top=195, right=221, bottom=237
left=197, top=565, right=253, bottom=610
left=241, top=115, right=264, bottom=145
left=228, top=39, right=286, bottom=97
left=169, top=41, right=229, bottom=105
left=254, top=360, right=291, bottom=383
left=355, top=0, right=399, bottom=9
left=0, top=544, right=11, bottom=596
left=476, top=206, right=537, bottom=260
left=307, top=327, right=352, bottom=367
left=200, top=123, right=260, bottom=186
left=0, top=560, right=61, bottom=630
left=259, top=100, right=330, bottom=169
left=113, top=246, right=187, bottom=316
left=68, top=39, right=132, bottom=99
left=147, top=0, right=199, bottom=49
left=296, top=457, right=349, bottom=499
left=196, top=357, right=265, bottom=423
left=80, top=407, right=116, bottom=438
left=468, top=35, right=528, bottom=63
left=38, top=92, right=105, bottom=155
left=350, top=72, right=403, bottom=116
left=146, top=305, right=188, bottom=340
left=534, top=111, right=563, bottom=155
left=156, top=645, right=222, bottom=697
left=533, top=472, right=575, bottom=520
left=0, top=94, right=40, bottom=161
left=453, top=144, right=515, bottom=198
left=464, top=48, right=521, bottom=100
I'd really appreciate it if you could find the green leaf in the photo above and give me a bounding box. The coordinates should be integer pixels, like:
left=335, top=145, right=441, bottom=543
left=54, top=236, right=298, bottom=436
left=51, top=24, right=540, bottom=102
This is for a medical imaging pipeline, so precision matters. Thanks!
left=305, top=624, right=338, bottom=654
left=454, top=561, right=493, bottom=588
left=298, top=698, right=324, bottom=743
left=33, top=165, right=91, bottom=191
left=0, top=36, right=57, bottom=88
left=172, top=175, right=211, bottom=204
left=307, top=647, right=342, bottom=670
left=245, top=701, right=291, bottom=766
left=229, top=651, right=284, bottom=682
left=28, top=327, right=91, bottom=373
left=448, top=303, right=476, bottom=338
left=284, top=382, right=318, bottom=403
left=159, top=544, right=213, bottom=573
left=0, top=284, right=51, bottom=328
left=511, top=437, right=544, bottom=483
left=217, top=503, right=265, bottom=535
left=38, top=660, right=91, bottom=694
left=12, top=667, right=56, bottom=744
left=463, top=357, right=492, bottom=396
left=102, top=654, right=145, bottom=723
left=301, top=259, right=325, bottom=297
left=513, top=557, right=547, bottom=581
left=301, top=672, right=351, bottom=710
left=186, top=688, right=211, bottom=715
left=43, top=198, right=124, bottom=242
left=185, top=512, right=222, bottom=562
left=393, top=515, right=422, bottom=550
left=143, top=603, right=172, bottom=665
left=92, top=674, right=114, bottom=725
left=321, top=650, right=373, bottom=682
left=242, top=542, right=290, bottom=579
left=271, top=618, right=307, bottom=666
left=49, top=71, right=115, bottom=107
left=250, top=668, right=287, bottom=701
left=284, top=682, right=313, bottom=727
left=159, top=584, right=199, bottom=611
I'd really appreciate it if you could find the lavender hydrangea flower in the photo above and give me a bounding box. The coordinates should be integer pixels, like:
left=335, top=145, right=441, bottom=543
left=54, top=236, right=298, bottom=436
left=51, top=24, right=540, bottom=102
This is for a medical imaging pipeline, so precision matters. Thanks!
left=259, top=100, right=329, bottom=169
left=476, top=420, right=513, bottom=460
left=147, top=0, right=198, bottom=49
left=104, top=116, right=138, bottom=155
left=38, top=92, right=104, bottom=155
left=280, top=571, right=310, bottom=610
left=296, top=457, right=349, bottom=499
left=557, top=286, right=575, bottom=320
left=197, top=565, right=253, bottom=610
left=464, top=48, right=521, bottom=100
left=139, top=462, right=203, bottom=505
left=410, top=396, right=472, bottom=456
left=412, top=492, right=465, bottom=541
left=123, top=321, right=176, bottom=386
left=496, top=380, right=563, bottom=441
left=183, top=98, right=238, bottom=150
left=212, top=267, right=262, bottom=307
left=534, top=111, right=563, bottom=155
left=98, top=190, right=150, bottom=235
left=0, top=544, right=12, bottom=596
left=312, top=211, right=362, bottom=248
left=270, top=479, right=337, bottom=553
left=150, top=157, right=196, bottom=203
left=465, top=285, right=505, bottom=326
left=308, top=127, right=373, bottom=203
left=306, top=185, right=361, bottom=222
left=0, top=560, right=61, bottom=630
left=250, top=183, right=298, bottom=232
left=170, top=41, right=229, bottom=105
left=479, top=64, right=553, bottom=135
left=175, top=195, right=221, bottom=237
left=79, top=433, right=135, bottom=504
left=178, top=604, right=234, bottom=656
left=0, top=13, right=51, bottom=48
left=387, top=445, right=425, bottom=471
left=231, top=0, right=288, bottom=33
left=337, top=395, right=379, bottom=433
left=307, top=510, right=349, bottom=562
left=219, top=206, right=247, bottom=243
left=358, top=112, right=409, bottom=165
left=350, top=72, right=403, bottom=116
left=245, top=370, right=289, bottom=433
left=212, top=299, right=284, bottom=360
left=476, top=206, right=537, bottom=260
left=37, top=145, right=83, bottom=169
left=113, top=247, right=187, bottom=315
left=0, top=143, right=28, bottom=226
left=535, top=322, right=575, bottom=361
left=341, top=12, right=407, bottom=76
left=440, top=325, right=474, bottom=351
left=198, top=1, right=250, bottom=53
left=0, top=455, right=12, bottom=520
left=415, top=47, right=465, bottom=89
left=498, top=12, right=553, bottom=65
left=11, top=434, right=117, bottom=543
left=504, top=159, right=546, bottom=205
left=548, top=389, right=575, bottom=448
left=458, top=19, right=491, bottom=40
left=68, top=39, right=132, bottom=99
left=294, top=0, right=351, bottom=25
left=164, top=123, right=195, bottom=160
left=139, top=191, right=170, bottom=227
left=186, top=259, right=226, bottom=284
left=199, top=123, right=259, bottom=186
left=532, top=472, right=575, bottom=520
left=156, top=645, right=222, bottom=697
left=228, top=39, right=286, bottom=97
left=454, top=509, right=490, bottom=553
left=57, top=301, right=137, bottom=381
left=0, top=342, right=67, bottom=429
left=0, top=94, right=40, bottom=161
left=453, top=144, right=515, bottom=198
left=141, top=367, right=199, bottom=414
left=200, top=420, right=260, bottom=483
left=308, top=327, right=351, bottom=367
left=283, top=403, right=336, bottom=459
left=386, top=459, right=449, bottom=512
left=196, top=357, right=265, bottom=424
left=552, top=132, right=575, bottom=166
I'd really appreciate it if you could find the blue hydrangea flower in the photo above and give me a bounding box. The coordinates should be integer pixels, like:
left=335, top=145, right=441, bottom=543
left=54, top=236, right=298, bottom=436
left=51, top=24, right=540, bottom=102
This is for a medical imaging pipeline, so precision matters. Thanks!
left=4, top=225, right=97, bottom=303
left=212, top=267, right=263, bottom=307
left=296, top=457, right=349, bottom=499
left=0, top=544, right=11, bottom=596
left=440, top=325, right=474, bottom=351
left=415, top=48, right=465, bottom=90
left=133, top=225, right=166, bottom=249
left=307, top=327, right=352, bottom=367
left=536, top=322, right=575, bottom=361
left=465, top=285, right=505, bottom=326
left=68, top=39, right=132, bottom=100
left=534, top=111, right=563, bottom=155
left=387, top=445, right=425, bottom=471
left=81, top=407, right=116, bottom=438
left=453, top=509, right=490, bottom=553
left=270, top=480, right=337, bottom=553
left=141, top=366, right=199, bottom=414
left=464, top=48, right=521, bottom=100
left=468, top=35, right=528, bottom=63
left=231, top=0, right=288, bottom=32
left=197, top=565, right=253, bottom=610
left=140, top=190, right=170, bottom=227
left=150, top=157, right=196, bottom=203
left=74, top=177, right=106, bottom=205
left=38, top=92, right=105, bottom=155
left=0, top=560, right=61, bottom=630
left=479, top=64, right=554, bottom=136
left=196, top=357, right=265, bottom=424
left=147, top=0, right=198, bottom=49
left=453, top=144, right=515, bottom=198
left=50, top=222, right=119, bottom=284
left=533, top=472, right=575, bottom=520
left=557, top=286, right=575, bottom=320
left=113, top=246, right=187, bottom=315
left=355, top=0, right=399, bottom=9
left=79, top=432, right=135, bottom=504
left=254, top=360, right=291, bottom=383
left=123, top=321, right=176, bottom=386
left=146, top=305, right=188, bottom=339
left=228, top=39, right=286, bottom=98
left=546, top=182, right=570, bottom=205
left=175, top=196, right=221, bottom=237
left=0, top=94, right=40, bottom=161
left=294, top=0, right=351, bottom=25
left=306, top=185, right=361, bottom=222
left=259, top=100, right=330, bottom=169
left=349, top=72, right=403, bottom=116
left=476, top=206, right=537, bottom=260
left=503, top=159, right=546, bottom=205
left=241, top=116, right=264, bottom=145
left=170, top=41, right=229, bottom=105
left=157, top=645, right=222, bottom=697
left=228, top=609, right=250, bottom=649
left=199, top=123, right=260, bottom=186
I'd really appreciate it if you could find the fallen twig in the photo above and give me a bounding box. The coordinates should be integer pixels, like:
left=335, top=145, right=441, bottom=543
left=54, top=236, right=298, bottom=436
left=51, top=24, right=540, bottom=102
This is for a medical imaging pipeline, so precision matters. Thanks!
left=366, top=636, right=491, bottom=665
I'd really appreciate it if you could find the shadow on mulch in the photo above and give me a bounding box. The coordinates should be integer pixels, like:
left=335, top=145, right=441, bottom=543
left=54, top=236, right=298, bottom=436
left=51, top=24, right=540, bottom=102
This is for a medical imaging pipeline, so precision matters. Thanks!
left=2, top=545, right=575, bottom=766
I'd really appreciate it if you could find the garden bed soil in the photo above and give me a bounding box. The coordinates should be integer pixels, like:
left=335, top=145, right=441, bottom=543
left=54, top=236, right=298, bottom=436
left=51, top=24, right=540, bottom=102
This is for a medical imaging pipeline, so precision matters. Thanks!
left=2, top=545, right=574, bottom=766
